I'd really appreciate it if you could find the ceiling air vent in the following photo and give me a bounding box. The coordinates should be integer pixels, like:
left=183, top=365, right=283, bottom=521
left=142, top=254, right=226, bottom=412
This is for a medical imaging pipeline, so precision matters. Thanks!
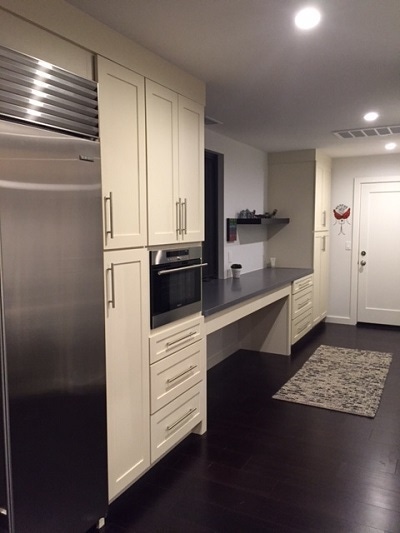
left=0, top=44, right=98, bottom=138
left=333, top=125, right=400, bottom=140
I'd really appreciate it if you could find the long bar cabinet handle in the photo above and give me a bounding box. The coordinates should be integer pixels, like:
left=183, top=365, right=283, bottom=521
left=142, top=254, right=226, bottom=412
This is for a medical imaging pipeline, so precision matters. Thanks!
left=166, top=365, right=197, bottom=384
left=166, top=331, right=196, bottom=348
left=106, top=263, right=116, bottom=309
left=182, top=198, right=187, bottom=235
left=176, top=198, right=182, bottom=235
left=158, top=263, right=208, bottom=276
left=104, top=192, right=114, bottom=239
left=166, top=407, right=197, bottom=431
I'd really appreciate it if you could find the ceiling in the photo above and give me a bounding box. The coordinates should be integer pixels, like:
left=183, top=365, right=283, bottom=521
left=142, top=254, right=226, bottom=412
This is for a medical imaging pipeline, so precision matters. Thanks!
left=66, top=0, right=400, bottom=158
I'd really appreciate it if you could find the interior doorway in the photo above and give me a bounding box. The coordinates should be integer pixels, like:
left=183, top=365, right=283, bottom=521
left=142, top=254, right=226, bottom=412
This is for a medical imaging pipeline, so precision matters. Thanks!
left=203, top=150, right=223, bottom=280
left=351, top=176, right=400, bottom=326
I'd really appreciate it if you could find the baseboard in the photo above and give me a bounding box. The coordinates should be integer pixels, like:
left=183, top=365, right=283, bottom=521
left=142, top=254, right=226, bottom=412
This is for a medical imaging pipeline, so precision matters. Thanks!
left=326, top=315, right=355, bottom=325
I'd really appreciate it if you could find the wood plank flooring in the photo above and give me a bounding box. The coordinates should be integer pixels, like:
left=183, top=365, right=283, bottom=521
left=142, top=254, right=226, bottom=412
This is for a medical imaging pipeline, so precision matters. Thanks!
left=95, top=323, right=400, bottom=532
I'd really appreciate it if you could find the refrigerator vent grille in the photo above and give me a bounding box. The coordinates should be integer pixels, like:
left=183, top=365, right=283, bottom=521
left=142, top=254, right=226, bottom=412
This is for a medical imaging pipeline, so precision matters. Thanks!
left=0, top=45, right=98, bottom=138
left=333, top=125, right=400, bottom=140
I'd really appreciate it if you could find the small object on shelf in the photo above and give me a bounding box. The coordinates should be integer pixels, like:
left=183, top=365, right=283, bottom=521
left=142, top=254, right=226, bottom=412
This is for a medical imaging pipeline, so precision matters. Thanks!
left=264, top=209, right=278, bottom=219
left=231, top=263, right=242, bottom=278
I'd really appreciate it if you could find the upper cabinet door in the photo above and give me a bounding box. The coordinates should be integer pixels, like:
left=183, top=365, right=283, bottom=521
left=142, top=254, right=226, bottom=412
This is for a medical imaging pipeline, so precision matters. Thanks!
left=146, top=81, right=205, bottom=246
left=97, top=57, right=147, bottom=249
left=314, top=162, right=331, bottom=232
left=178, top=95, right=205, bottom=243
left=146, top=80, right=179, bottom=246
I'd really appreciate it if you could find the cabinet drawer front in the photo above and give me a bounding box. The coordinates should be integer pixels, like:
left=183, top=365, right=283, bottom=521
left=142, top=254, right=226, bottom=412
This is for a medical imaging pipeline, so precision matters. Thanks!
left=150, top=384, right=203, bottom=462
left=292, top=275, right=313, bottom=295
left=149, top=315, right=204, bottom=364
left=150, top=339, right=205, bottom=413
left=292, top=288, right=313, bottom=319
left=291, top=309, right=313, bottom=344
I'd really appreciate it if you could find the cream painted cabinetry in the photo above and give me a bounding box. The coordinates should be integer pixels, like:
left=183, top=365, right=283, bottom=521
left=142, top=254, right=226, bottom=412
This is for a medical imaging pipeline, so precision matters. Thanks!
left=146, top=80, right=204, bottom=245
left=149, top=315, right=206, bottom=462
left=104, top=248, right=150, bottom=501
left=97, top=57, right=147, bottom=249
left=314, top=162, right=331, bottom=232
left=268, top=150, right=331, bottom=328
left=313, top=233, right=330, bottom=325
left=291, top=275, right=313, bottom=344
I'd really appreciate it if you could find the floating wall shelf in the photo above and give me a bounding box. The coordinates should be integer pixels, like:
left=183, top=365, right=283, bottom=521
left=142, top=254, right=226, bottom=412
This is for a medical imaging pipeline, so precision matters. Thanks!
left=226, top=217, right=290, bottom=242
left=235, top=217, right=290, bottom=225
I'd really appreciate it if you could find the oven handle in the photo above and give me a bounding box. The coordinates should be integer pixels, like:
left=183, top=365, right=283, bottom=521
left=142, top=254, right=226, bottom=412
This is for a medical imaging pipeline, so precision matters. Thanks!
left=157, top=263, right=208, bottom=276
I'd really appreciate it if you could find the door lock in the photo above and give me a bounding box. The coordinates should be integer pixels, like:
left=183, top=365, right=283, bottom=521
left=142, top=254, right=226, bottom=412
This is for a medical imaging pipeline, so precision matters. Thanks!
left=361, top=250, right=366, bottom=256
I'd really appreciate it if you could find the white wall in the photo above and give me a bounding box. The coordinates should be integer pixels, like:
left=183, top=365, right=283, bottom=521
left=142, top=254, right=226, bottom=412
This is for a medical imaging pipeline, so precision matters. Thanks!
left=329, top=153, right=400, bottom=322
left=205, top=128, right=268, bottom=277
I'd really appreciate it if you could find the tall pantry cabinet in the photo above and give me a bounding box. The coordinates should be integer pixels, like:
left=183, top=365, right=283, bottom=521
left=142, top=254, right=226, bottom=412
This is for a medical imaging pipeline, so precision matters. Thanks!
left=97, top=56, right=206, bottom=502
left=267, top=150, right=331, bottom=327
left=97, top=57, right=150, bottom=502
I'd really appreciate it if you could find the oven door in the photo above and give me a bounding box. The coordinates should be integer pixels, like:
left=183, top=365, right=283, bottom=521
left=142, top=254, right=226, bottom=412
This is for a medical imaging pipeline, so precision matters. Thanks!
left=150, top=259, right=204, bottom=329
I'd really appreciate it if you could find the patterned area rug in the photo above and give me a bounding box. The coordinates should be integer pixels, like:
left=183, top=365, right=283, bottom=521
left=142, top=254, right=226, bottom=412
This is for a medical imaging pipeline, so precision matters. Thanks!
left=273, top=345, right=392, bottom=418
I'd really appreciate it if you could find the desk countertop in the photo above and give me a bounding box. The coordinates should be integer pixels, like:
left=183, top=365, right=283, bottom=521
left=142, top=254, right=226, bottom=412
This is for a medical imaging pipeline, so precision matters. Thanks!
left=202, top=267, right=313, bottom=317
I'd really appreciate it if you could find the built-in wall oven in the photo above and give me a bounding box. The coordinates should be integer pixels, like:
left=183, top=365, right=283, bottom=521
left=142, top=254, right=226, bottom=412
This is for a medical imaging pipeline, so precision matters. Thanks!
left=150, top=246, right=207, bottom=329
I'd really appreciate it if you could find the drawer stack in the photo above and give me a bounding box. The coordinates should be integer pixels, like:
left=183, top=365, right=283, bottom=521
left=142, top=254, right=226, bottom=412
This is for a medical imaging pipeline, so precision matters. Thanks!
left=149, top=315, right=206, bottom=462
left=291, top=275, right=313, bottom=344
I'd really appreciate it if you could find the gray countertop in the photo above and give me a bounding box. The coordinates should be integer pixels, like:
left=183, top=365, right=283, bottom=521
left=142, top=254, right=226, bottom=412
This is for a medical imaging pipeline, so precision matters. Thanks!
left=202, top=267, right=313, bottom=317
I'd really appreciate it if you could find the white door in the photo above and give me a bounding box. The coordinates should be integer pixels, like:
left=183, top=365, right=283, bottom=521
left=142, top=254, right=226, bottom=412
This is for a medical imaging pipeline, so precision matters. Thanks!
left=357, top=181, right=400, bottom=325
left=104, top=249, right=150, bottom=501
left=97, top=57, right=147, bottom=249
left=146, top=80, right=179, bottom=245
left=178, top=95, right=205, bottom=242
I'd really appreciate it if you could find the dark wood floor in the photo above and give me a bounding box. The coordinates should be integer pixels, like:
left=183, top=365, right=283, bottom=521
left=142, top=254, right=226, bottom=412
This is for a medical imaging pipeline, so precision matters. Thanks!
left=97, top=323, right=400, bottom=533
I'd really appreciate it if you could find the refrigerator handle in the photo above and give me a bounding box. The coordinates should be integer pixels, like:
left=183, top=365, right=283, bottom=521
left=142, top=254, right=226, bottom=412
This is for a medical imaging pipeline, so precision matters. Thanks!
left=106, top=263, right=116, bottom=309
left=104, top=192, right=114, bottom=240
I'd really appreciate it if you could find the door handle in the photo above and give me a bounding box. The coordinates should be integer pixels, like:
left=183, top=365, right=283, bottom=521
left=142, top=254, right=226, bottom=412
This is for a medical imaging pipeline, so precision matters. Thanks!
left=360, top=260, right=366, bottom=266
left=104, top=192, right=114, bottom=240
left=106, top=263, right=116, bottom=308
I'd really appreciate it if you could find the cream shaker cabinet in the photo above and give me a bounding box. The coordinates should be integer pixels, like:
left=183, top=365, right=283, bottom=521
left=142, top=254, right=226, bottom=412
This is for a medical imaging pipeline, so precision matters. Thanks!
left=313, top=233, right=330, bottom=325
left=149, top=315, right=207, bottom=462
left=146, top=80, right=204, bottom=245
left=314, top=162, right=331, bottom=232
left=268, top=150, right=331, bottom=328
left=104, top=248, right=150, bottom=502
left=97, top=57, right=147, bottom=249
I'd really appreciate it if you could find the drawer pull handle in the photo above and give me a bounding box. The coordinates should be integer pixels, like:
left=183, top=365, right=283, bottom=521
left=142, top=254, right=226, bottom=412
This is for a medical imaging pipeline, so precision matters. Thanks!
left=297, top=281, right=311, bottom=289
left=298, top=300, right=310, bottom=310
left=166, top=365, right=197, bottom=384
left=166, top=407, right=197, bottom=432
left=166, top=331, right=196, bottom=348
left=0, top=508, right=7, bottom=516
left=298, top=322, right=311, bottom=334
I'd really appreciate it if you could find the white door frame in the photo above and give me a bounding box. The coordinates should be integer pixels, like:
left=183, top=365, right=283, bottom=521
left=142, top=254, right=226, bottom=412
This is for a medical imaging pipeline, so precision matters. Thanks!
left=350, top=175, right=400, bottom=324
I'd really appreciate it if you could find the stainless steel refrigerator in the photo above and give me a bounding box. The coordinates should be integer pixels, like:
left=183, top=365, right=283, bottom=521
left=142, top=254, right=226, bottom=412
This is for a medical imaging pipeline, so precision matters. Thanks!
left=0, top=45, right=108, bottom=532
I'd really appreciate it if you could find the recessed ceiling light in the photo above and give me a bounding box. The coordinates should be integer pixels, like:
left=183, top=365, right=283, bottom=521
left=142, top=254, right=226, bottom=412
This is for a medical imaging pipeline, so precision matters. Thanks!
left=294, top=7, right=321, bottom=30
left=385, top=142, right=397, bottom=150
left=364, top=111, right=379, bottom=122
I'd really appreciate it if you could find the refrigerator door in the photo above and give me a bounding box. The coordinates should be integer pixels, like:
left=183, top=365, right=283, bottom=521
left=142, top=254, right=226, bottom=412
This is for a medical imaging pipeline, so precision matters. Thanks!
left=0, top=121, right=107, bottom=532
